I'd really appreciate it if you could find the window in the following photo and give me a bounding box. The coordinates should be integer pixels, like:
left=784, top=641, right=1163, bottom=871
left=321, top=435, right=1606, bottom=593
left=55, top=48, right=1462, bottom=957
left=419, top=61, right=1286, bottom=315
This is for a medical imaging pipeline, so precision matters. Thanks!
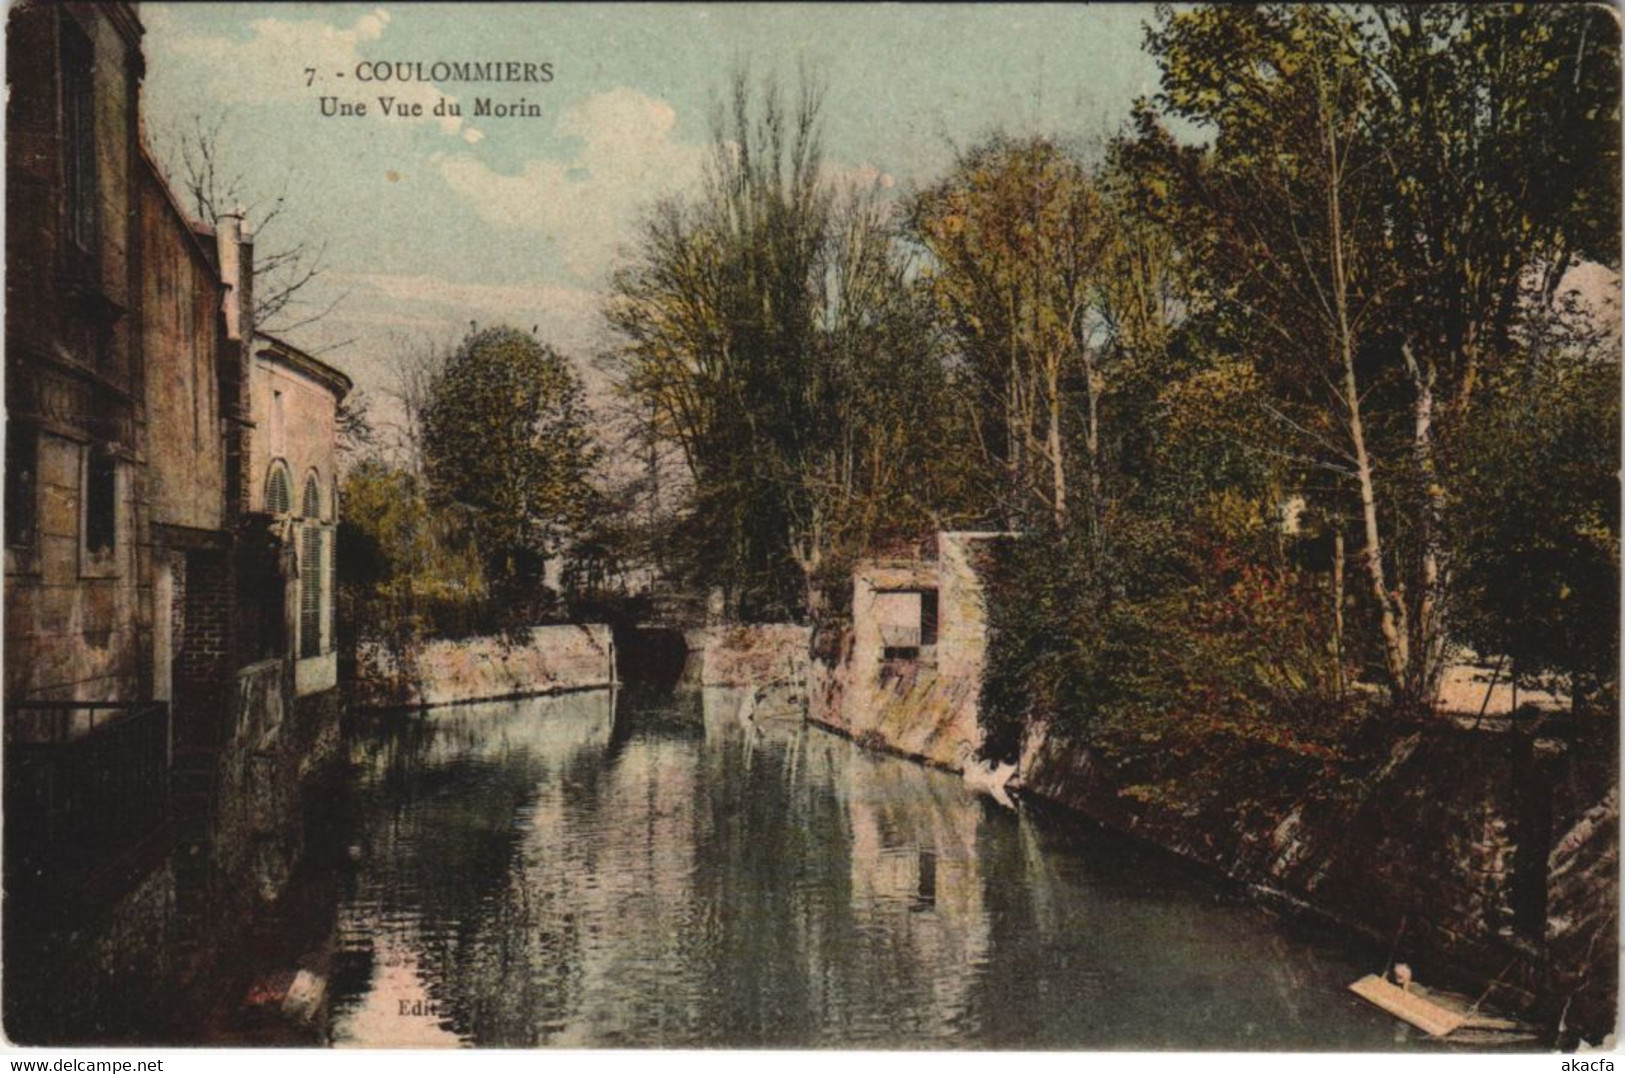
left=877, top=587, right=938, bottom=664
left=61, top=19, right=98, bottom=255
left=325, top=527, right=336, bottom=653
left=84, top=445, right=117, bottom=557
left=300, top=523, right=322, bottom=658
left=6, top=423, right=38, bottom=550
left=299, top=473, right=328, bottom=658
left=265, top=463, right=291, bottom=516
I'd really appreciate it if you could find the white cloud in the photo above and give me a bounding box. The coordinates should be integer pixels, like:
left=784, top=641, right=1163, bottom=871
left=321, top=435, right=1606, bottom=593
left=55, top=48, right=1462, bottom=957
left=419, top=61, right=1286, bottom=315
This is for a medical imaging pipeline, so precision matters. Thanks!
left=144, top=5, right=474, bottom=141
left=433, top=88, right=708, bottom=281
left=432, top=87, right=897, bottom=282
left=330, top=271, right=605, bottom=357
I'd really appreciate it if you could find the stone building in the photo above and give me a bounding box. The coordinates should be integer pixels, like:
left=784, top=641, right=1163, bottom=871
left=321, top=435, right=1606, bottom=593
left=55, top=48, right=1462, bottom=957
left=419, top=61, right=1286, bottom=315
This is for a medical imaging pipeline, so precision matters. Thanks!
left=250, top=333, right=347, bottom=696
left=4, top=0, right=350, bottom=1041
left=809, top=532, right=1016, bottom=772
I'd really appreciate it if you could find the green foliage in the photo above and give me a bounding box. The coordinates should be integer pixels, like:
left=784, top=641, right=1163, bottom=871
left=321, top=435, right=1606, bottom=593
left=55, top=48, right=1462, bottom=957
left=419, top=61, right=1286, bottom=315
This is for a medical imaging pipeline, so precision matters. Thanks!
left=607, top=71, right=834, bottom=620
left=337, top=459, right=488, bottom=645
left=981, top=2, right=1620, bottom=747
left=1449, top=304, right=1621, bottom=705
left=910, top=135, right=1112, bottom=529
left=588, top=12, right=1617, bottom=758
left=981, top=502, right=1348, bottom=763
left=1109, top=3, right=1621, bottom=706
left=421, top=325, right=598, bottom=623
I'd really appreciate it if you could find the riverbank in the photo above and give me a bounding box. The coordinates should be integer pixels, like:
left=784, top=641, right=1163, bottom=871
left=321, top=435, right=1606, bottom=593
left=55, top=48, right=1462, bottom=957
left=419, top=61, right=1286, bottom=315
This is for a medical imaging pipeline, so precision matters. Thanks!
left=1015, top=711, right=1617, bottom=1043
left=800, top=615, right=1617, bottom=1045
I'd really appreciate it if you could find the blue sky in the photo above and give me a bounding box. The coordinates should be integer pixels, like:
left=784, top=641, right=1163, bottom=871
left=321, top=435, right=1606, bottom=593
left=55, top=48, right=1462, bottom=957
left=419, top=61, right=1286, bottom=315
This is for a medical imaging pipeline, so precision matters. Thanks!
left=141, top=4, right=1164, bottom=407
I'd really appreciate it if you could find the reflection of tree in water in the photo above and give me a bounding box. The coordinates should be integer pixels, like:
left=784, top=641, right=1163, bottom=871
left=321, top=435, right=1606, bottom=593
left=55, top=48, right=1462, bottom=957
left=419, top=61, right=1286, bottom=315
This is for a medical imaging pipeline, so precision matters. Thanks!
left=676, top=701, right=995, bottom=1046
left=326, top=688, right=1419, bottom=1049
left=963, top=800, right=1409, bottom=1050
left=682, top=712, right=837, bottom=1044
left=330, top=694, right=616, bottom=1044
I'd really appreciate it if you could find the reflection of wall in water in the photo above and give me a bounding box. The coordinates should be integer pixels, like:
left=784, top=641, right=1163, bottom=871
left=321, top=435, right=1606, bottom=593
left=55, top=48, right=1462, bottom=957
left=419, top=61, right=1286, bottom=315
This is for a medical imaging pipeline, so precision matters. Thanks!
left=701, top=684, right=806, bottom=747
left=825, top=734, right=992, bottom=1034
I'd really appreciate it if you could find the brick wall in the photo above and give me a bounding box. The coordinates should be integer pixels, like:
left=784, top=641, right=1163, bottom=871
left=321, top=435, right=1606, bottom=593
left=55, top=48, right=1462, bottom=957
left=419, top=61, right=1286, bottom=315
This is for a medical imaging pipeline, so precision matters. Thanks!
left=172, top=548, right=235, bottom=751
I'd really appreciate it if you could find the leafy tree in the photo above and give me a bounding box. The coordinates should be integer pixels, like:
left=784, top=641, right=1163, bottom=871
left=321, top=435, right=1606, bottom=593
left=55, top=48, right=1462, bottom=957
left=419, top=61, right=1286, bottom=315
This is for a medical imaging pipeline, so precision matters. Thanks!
left=1134, top=4, right=1417, bottom=695
left=1366, top=4, right=1621, bottom=693
left=791, top=186, right=976, bottom=617
left=608, top=71, right=973, bottom=620
left=421, top=326, right=598, bottom=622
left=911, top=136, right=1113, bottom=531
left=1125, top=3, right=1620, bottom=708
left=607, top=71, right=828, bottom=619
left=1449, top=299, right=1620, bottom=710
left=337, top=459, right=487, bottom=645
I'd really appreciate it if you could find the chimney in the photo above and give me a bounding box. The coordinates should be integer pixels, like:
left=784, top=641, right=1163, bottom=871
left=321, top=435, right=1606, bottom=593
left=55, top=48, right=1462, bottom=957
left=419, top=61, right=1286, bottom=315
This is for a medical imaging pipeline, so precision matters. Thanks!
left=215, top=207, right=250, bottom=342
left=215, top=207, right=256, bottom=521
left=238, top=219, right=256, bottom=345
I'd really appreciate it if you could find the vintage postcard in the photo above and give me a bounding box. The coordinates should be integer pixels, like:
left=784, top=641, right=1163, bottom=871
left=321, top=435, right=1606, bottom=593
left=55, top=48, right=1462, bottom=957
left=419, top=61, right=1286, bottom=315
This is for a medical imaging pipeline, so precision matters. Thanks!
left=3, top=1, right=1619, bottom=1056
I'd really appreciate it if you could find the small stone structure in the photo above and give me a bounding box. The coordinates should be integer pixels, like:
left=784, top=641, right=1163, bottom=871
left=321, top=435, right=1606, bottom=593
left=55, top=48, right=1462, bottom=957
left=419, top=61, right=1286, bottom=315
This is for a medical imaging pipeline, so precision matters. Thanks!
left=810, top=532, right=1014, bottom=771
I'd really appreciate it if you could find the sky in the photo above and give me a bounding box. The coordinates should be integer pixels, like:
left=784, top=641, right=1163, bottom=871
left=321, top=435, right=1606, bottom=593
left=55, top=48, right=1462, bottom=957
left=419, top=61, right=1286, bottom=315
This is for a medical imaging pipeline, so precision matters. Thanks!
left=140, top=3, right=1165, bottom=420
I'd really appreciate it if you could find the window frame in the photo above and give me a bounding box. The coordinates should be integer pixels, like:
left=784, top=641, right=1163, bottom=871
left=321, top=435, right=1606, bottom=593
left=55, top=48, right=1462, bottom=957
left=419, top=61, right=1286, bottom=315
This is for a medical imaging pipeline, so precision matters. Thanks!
left=301, top=472, right=321, bottom=520
left=264, top=460, right=292, bottom=516
left=299, top=521, right=322, bottom=659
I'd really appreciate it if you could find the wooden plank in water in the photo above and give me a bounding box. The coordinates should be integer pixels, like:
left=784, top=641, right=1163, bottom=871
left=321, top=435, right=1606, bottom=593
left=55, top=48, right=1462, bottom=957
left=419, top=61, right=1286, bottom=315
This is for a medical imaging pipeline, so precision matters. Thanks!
left=1349, top=974, right=1468, bottom=1038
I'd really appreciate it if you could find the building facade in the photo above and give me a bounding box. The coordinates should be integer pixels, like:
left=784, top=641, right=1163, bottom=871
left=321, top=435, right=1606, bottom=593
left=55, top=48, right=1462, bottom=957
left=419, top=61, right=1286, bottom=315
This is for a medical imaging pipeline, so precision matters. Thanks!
left=4, top=0, right=350, bottom=1042
left=251, top=334, right=347, bottom=697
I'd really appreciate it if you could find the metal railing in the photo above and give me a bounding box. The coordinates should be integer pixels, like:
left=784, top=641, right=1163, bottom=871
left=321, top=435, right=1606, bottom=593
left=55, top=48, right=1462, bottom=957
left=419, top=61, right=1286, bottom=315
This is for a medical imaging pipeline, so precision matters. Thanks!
left=4, top=699, right=171, bottom=902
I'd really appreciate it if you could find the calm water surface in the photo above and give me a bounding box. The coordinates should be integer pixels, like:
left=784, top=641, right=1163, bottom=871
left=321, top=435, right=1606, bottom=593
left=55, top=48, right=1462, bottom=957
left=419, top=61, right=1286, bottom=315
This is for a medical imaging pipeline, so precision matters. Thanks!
left=325, top=683, right=1427, bottom=1049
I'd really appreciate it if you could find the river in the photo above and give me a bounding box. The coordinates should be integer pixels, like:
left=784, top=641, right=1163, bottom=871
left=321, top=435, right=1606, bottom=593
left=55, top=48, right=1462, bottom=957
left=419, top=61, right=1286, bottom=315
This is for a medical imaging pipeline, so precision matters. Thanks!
left=293, top=677, right=1454, bottom=1050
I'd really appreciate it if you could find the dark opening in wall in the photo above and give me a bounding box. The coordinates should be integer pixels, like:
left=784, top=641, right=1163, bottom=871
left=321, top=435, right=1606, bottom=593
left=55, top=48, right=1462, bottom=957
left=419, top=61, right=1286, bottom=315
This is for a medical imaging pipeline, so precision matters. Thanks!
left=84, top=446, right=116, bottom=556
left=237, top=537, right=286, bottom=663
left=300, top=526, right=322, bottom=658
left=919, top=588, right=939, bottom=646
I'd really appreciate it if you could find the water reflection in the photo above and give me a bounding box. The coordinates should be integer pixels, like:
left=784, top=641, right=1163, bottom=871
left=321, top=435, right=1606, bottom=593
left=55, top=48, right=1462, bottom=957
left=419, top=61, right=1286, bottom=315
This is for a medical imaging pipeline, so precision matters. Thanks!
left=328, top=685, right=1421, bottom=1049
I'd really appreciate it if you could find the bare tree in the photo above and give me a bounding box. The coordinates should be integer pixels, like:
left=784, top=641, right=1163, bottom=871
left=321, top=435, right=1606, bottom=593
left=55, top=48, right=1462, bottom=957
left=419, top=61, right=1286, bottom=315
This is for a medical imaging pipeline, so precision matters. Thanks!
left=379, top=328, right=461, bottom=474
left=335, top=389, right=377, bottom=464
left=152, top=109, right=348, bottom=338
